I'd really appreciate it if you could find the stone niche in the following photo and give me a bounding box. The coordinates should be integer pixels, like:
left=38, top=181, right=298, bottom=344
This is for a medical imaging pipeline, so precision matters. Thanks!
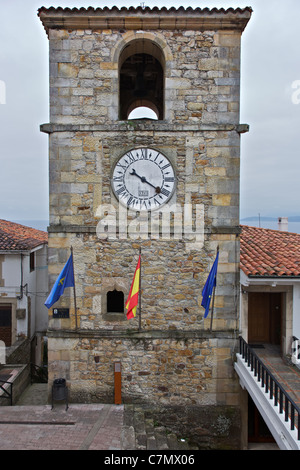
left=100, top=277, right=129, bottom=321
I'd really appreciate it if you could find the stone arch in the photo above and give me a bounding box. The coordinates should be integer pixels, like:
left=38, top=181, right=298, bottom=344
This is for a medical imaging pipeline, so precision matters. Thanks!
left=112, top=32, right=173, bottom=120
left=127, top=99, right=160, bottom=120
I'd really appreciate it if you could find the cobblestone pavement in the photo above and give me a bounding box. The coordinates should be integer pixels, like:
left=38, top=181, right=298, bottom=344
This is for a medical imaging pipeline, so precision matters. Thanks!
left=0, top=402, right=124, bottom=450
left=0, top=384, right=198, bottom=450
left=0, top=378, right=283, bottom=450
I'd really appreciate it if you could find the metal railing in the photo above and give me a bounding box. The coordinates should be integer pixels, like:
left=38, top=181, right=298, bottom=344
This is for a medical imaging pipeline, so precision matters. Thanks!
left=238, top=336, right=300, bottom=440
left=0, top=379, right=13, bottom=406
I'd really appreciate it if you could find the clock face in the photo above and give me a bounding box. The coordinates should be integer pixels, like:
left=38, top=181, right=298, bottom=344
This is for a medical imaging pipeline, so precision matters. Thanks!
left=111, top=148, right=175, bottom=210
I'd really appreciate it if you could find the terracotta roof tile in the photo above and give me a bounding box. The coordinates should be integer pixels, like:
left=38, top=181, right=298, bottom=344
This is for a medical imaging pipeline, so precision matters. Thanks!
left=0, top=220, right=48, bottom=251
left=240, top=225, right=300, bottom=278
left=38, top=6, right=253, bottom=14
left=38, top=6, right=252, bottom=35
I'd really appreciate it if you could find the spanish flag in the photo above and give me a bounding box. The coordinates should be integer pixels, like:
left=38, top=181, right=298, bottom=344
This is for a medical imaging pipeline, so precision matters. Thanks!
left=126, top=255, right=141, bottom=320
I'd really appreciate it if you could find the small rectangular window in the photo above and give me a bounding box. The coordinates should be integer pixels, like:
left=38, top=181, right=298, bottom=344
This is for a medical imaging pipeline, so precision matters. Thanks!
left=30, top=252, right=35, bottom=272
left=107, top=290, right=124, bottom=313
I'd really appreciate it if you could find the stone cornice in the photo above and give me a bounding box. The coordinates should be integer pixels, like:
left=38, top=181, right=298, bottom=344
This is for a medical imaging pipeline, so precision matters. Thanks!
left=38, top=6, right=252, bottom=35
left=47, top=224, right=241, bottom=235
left=40, top=122, right=249, bottom=134
left=47, top=327, right=238, bottom=340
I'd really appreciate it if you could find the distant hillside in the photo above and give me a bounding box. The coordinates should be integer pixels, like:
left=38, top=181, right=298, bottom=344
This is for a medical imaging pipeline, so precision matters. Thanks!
left=241, top=216, right=300, bottom=222
left=241, top=216, right=300, bottom=234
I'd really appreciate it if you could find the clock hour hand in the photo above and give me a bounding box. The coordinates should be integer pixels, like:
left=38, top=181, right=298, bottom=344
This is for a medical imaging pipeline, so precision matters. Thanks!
left=130, top=168, right=161, bottom=193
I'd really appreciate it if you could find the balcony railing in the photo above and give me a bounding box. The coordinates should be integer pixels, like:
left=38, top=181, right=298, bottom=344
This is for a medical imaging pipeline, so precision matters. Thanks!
left=238, top=336, right=300, bottom=440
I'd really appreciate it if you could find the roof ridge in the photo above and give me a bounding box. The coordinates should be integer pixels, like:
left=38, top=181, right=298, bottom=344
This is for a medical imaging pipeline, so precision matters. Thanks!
left=241, top=224, right=300, bottom=237
left=38, top=6, right=253, bottom=14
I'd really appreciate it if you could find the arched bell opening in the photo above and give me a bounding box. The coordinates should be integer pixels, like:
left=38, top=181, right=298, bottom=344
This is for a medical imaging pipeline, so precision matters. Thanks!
left=119, top=40, right=165, bottom=120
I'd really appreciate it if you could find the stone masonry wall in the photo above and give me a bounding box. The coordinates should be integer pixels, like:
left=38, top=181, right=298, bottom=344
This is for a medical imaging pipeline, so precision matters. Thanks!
left=48, top=127, right=240, bottom=230
left=48, top=28, right=241, bottom=125
left=47, top=235, right=238, bottom=333
left=48, top=332, right=239, bottom=407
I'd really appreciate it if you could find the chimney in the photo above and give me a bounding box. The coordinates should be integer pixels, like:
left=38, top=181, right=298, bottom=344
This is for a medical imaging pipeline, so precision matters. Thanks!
left=278, top=217, right=288, bottom=231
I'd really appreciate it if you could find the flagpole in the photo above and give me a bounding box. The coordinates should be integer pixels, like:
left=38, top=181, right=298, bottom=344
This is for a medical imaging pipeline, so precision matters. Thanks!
left=70, top=246, right=78, bottom=330
left=210, top=284, right=216, bottom=332
left=138, top=246, right=142, bottom=332
left=210, top=245, right=219, bottom=332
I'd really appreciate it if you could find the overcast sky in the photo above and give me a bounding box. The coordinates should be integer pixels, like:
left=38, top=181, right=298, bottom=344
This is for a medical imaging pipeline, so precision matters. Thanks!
left=0, top=0, right=299, bottom=228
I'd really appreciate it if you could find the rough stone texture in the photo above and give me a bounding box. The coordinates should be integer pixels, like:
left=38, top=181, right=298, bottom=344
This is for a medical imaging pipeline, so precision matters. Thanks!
left=47, top=331, right=239, bottom=407
left=47, top=236, right=238, bottom=332
left=46, top=27, right=242, bottom=125
left=47, top=127, right=240, bottom=230
left=39, top=7, right=250, bottom=449
left=142, top=403, right=241, bottom=450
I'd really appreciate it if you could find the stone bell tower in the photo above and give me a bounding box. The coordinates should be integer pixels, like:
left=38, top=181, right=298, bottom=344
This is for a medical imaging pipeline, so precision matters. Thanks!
left=39, top=5, right=251, bottom=449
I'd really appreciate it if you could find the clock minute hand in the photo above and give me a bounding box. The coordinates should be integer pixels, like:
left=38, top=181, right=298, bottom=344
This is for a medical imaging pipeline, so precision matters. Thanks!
left=130, top=168, right=158, bottom=191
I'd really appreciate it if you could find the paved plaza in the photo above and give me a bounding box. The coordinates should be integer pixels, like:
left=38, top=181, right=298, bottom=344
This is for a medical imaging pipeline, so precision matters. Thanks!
left=0, top=402, right=123, bottom=450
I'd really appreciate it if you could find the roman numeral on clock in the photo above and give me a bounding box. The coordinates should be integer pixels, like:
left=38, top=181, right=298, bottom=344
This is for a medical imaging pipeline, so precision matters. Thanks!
left=127, top=195, right=137, bottom=206
left=116, top=162, right=127, bottom=171
left=116, top=186, right=126, bottom=195
left=160, top=188, right=170, bottom=197
left=126, top=152, right=136, bottom=163
left=161, top=163, right=171, bottom=170
left=140, top=148, right=148, bottom=159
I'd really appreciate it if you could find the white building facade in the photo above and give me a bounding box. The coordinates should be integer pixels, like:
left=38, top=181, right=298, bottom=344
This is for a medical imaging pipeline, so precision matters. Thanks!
left=0, top=220, right=48, bottom=365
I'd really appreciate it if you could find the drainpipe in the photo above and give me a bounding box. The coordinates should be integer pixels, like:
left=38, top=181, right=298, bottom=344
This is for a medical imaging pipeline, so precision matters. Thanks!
left=17, top=253, right=23, bottom=300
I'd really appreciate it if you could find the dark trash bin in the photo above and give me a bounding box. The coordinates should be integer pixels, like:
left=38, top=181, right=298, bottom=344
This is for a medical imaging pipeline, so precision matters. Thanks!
left=52, top=378, right=68, bottom=410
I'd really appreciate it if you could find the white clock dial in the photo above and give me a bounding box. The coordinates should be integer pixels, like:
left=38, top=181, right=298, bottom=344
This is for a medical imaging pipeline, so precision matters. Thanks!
left=112, top=148, right=175, bottom=210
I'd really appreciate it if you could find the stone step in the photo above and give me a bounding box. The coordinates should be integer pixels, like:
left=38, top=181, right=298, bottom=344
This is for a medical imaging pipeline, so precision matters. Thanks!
left=121, top=405, right=199, bottom=450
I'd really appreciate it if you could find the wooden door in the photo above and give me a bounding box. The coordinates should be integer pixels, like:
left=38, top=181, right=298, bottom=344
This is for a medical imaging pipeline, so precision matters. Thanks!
left=248, top=293, right=270, bottom=343
left=270, top=293, right=281, bottom=345
left=248, top=292, right=282, bottom=345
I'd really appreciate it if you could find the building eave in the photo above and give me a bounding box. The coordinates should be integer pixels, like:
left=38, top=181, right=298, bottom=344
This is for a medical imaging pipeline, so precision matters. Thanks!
left=38, top=6, right=252, bottom=36
left=0, top=250, right=30, bottom=255
left=240, top=269, right=300, bottom=287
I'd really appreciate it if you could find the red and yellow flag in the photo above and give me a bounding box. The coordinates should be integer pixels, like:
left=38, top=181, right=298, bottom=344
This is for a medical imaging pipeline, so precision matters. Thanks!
left=126, top=255, right=141, bottom=320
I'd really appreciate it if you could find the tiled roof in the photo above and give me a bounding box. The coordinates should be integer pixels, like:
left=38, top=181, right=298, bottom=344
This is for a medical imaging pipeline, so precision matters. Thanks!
left=38, top=6, right=253, bottom=14
left=0, top=220, right=48, bottom=251
left=240, top=225, right=300, bottom=278
left=38, top=6, right=252, bottom=34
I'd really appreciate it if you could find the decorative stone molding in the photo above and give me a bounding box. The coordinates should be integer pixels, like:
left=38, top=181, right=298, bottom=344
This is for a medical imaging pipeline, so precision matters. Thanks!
left=38, top=6, right=252, bottom=36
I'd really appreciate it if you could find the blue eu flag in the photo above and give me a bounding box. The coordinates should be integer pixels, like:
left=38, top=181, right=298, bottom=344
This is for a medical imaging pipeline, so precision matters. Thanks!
left=45, top=254, right=74, bottom=309
left=201, top=251, right=219, bottom=318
